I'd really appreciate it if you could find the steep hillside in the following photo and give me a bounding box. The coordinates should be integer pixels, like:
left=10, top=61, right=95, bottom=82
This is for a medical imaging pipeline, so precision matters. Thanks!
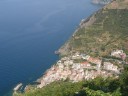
left=59, top=0, right=128, bottom=61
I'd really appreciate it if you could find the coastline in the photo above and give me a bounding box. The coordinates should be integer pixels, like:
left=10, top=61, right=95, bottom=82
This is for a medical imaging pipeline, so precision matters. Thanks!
left=36, top=11, right=99, bottom=84
left=36, top=0, right=113, bottom=86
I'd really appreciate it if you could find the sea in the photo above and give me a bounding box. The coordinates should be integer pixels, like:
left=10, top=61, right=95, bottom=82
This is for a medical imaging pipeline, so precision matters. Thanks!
left=0, top=0, right=102, bottom=95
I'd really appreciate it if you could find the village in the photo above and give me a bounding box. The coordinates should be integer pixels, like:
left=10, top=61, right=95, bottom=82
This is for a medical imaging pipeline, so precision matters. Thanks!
left=37, top=49, right=127, bottom=88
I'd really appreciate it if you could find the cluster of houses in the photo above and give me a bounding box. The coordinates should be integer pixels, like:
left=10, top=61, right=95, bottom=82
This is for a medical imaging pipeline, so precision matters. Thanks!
left=37, top=50, right=126, bottom=88
left=111, top=50, right=127, bottom=60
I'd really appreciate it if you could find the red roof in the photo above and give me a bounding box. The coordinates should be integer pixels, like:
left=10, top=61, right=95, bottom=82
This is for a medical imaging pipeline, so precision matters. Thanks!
left=81, top=61, right=89, bottom=64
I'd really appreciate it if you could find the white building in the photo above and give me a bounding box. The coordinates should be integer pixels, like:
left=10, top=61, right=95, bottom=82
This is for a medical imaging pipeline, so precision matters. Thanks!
left=103, top=62, right=118, bottom=72
left=111, top=50, right=123, bottom=57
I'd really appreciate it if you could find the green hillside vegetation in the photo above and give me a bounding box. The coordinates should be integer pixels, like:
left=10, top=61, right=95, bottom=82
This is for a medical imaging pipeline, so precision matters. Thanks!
left=68, top=9, right=128, bottom=59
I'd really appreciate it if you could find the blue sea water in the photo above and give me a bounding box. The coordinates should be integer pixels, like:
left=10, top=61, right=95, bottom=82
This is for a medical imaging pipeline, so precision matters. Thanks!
left=0, top=0, right=102, bottom=95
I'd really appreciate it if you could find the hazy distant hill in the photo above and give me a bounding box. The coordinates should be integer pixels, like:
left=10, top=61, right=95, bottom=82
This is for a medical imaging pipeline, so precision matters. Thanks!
left=92, top=0, right=112, bottom=4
